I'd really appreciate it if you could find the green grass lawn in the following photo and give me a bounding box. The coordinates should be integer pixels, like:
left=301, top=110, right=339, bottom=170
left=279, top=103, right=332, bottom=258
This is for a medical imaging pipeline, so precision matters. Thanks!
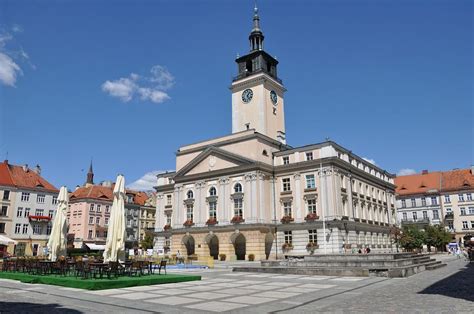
left=0, top=271, right=201, bottom=290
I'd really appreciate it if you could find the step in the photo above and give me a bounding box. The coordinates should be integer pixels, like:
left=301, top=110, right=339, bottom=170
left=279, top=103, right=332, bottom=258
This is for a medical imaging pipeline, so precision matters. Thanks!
left=233, top=266, right=370, bottom=277
left=425, top=263, right=447, bottom=270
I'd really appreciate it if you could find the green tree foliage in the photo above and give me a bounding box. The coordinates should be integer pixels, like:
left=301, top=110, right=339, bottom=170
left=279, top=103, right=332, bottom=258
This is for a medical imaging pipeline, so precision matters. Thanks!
left=400, top=226, right=425, bottom=251
left=140, top=231, right=154, bottom=250
left=424, top=225, right=451, bottom=251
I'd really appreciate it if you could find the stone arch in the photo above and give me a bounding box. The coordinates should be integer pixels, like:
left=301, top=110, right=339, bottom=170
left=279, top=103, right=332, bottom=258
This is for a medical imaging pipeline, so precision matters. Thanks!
left=182, top=234, right=195, bottom=256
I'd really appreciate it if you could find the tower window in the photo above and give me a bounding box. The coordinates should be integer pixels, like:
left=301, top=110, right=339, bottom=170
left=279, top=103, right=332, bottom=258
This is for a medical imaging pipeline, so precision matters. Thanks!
left=246, top=60, right=252, bottom=72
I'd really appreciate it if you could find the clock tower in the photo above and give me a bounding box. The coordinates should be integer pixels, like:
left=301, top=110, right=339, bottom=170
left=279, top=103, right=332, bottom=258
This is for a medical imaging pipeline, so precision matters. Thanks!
left=231, top=6, right=286, bottom=144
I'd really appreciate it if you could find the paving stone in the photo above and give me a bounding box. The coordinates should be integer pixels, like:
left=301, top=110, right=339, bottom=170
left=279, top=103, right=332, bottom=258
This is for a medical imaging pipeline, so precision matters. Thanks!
left=151, top=288, right=188, bottom=295
left=85, top=288, right=130, bottom=295
left=185, top=291, right=233, bottom=300
left=262, top=281, right=300, bottom=287
left=298, top=283, right=337, bottom=289
left=207, top=282, right=248, bottom=288
left=222, top=295, right=277, bottom=305
left=217, top=288, right=260, bottom=295
left=277, top=287, right=319, bottom=293
left=253, top=291, right=301, bottom=299
left=111, top=292, right=158, bottom=300
left=145, top=296, right=201, bottom=305
left=185, top=301, right=248, bottom=312
left=242, top=284, right=275, bottom=291
left=182, top=285, right=222, bottom=291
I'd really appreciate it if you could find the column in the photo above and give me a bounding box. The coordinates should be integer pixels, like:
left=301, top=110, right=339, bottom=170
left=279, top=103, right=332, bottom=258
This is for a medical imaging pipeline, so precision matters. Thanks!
left=294, top=173, right=302, bottom=221
left=251, top=173, right=258, bottom=223
left=258, top=172, right=265, bottom=223
left=155, top=194, right=164, bottom=231
left=244, top=173, right=252, bottom=222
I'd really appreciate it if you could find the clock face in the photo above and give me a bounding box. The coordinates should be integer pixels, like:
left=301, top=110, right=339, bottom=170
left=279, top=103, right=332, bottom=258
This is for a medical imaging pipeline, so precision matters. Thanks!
left=242, top=89, right=253, bottom=103
left=270, top=90, right=278, bottom=105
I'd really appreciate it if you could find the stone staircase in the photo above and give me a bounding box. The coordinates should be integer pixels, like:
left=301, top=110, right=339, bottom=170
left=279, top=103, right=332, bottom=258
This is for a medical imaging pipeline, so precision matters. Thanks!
left=233, top=253, right=446, bottom=278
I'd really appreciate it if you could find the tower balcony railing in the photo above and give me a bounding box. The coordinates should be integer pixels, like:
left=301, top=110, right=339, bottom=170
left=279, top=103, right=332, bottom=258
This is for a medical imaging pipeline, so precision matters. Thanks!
left=233, top=68, right=282, bottom=84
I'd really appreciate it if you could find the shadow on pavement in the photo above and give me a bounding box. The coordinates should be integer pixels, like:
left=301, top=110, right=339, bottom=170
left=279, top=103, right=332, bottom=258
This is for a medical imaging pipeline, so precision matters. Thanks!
left=419, top=262, right=473, bottom=302
left=0, top=301, right=83, bottom=313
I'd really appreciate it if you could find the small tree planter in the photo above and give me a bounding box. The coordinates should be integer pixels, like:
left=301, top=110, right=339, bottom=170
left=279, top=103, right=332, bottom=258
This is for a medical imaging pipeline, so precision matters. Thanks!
left=304, top=213, right=320, bottom=221
left=282, top=243, right=293, bottom=252
left=206, top=218, right=218, bottom=226
left=280, top=216, right=294, bottom=224
left=163, top=224, right=171, bottom=231
left=183, top=220, right=195, bottom=227
left=231, top=216, right=245, bottom=224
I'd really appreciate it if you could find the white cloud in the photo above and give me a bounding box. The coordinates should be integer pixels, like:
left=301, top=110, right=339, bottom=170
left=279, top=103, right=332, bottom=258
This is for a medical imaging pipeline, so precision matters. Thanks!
left=12, top=24, right=23, bottom=33
left=102, top=65, right=174, bottom=104
left=0, top=52, right=22, bottom=86
left=0, top=26, right=31, bottom=87
left=362, top=157, right=376, bottom=165
left=397, top=168, right=417, bottom=176
left=127, top=170, right=164, bottom=191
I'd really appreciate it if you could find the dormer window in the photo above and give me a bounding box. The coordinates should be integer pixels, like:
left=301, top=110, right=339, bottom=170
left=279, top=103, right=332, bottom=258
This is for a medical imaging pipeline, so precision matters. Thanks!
left=234, top=183, right=242, bottom=193
left=306, top=152, right=313, bottom=161
left=283, top=156, right=289, bottom=165
left=187, top=190, right=194, bottom=199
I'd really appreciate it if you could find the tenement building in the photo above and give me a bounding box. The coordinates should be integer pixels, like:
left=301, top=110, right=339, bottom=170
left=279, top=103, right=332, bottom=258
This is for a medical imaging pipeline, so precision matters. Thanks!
left=0, top=160, right=59, bottom=256
left=395, top=167, right=474, bottom=244
left=67, top=163, right=150, bottom=249
left=153, top=8, right=397, bottom=261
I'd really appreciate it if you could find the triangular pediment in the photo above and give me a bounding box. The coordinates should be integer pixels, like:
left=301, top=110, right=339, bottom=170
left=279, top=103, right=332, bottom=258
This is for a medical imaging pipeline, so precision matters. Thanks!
left=175, top=146, right=257, bottom=177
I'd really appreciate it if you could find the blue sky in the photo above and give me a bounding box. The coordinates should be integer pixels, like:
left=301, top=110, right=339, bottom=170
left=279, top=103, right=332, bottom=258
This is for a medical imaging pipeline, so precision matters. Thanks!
left=1, top=0, right=472, bottom=190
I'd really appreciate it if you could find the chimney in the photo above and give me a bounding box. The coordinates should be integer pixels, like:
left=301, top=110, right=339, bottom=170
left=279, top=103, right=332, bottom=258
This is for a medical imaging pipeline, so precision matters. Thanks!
left=34, top=164, right=41, bottom=175
left=3, top=160, right=7, bottom=165
left=75, top=185, right=80, bottom=191
left=422, top=170, right=428, bottom=175
left=22, top=164, right=29, bottom=172
left=471, top=165, right=474, bottom=175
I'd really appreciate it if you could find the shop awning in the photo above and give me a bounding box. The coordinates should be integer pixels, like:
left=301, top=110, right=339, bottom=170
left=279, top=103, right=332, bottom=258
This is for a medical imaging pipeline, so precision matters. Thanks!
left=0, top=235, right=18, bottom=246
left=83, top=243, right=106, bottom=251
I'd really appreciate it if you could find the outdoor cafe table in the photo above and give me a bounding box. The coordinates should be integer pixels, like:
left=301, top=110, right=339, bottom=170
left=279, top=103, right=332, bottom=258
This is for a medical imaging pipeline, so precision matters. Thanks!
left=89, top=262, right=108, bottom=279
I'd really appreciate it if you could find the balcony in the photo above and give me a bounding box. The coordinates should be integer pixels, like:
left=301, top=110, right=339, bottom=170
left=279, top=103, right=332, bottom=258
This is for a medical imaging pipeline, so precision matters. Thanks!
left=401, top=218, right=430, bottom=226
left=444, top=212, right=454, bottom=220
left=28, top=215, right=51, bottom=223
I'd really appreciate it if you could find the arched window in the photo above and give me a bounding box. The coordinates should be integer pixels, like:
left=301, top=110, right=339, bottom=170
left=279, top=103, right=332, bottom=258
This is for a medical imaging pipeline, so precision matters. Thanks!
left=209, top=187, right=217, bottom=196
left=234, top=183, right=242, bottom=193
left=187, top=190, right=194, bottom=199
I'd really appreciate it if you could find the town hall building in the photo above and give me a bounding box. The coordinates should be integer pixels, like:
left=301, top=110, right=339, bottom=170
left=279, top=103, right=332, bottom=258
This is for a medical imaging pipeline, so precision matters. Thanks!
left=153, top=7, right=397, bottom=261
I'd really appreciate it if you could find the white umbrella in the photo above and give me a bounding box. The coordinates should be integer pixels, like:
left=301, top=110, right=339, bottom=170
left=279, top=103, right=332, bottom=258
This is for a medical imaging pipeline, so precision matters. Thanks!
left=47, top=186, right=69, bottom=261
left=103, top=175, right=126, bottom=262
left=0, top=235, right=17, bottom=246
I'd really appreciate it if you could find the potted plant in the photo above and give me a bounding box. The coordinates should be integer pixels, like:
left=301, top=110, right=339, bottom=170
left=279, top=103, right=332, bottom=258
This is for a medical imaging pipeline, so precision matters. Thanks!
left=183, top=220, right=194, bottom=227
left=164, top=224, right=171, bottom=231
left=280, top=215, right=294, bottom=224
left=206, top=218, right=218, bottom=225
left=248, top=253, right=255, bottom=261
left=306, top=242, right=319, bottom=254
left=231, top=216, right=245, bottom=224
left=305, top=213, right=319, bottom=221
left=219, top=254, right=226, bottom=261
left=282, top=242, right=293, bottom=252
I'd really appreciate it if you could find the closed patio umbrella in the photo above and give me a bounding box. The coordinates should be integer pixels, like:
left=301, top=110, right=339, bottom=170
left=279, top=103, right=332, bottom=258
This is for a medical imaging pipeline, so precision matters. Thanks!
left=103, top=175, right=126, bottom=262
left=47, top=186, right=69, bottom=261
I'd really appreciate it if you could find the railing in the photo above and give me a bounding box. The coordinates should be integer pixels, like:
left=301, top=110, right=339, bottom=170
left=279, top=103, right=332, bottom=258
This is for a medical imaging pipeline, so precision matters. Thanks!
left=401, top=218, right=430, bottom=224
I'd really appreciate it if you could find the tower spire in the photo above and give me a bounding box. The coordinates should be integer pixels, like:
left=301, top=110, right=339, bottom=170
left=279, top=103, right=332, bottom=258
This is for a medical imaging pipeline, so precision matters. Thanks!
left=249, top=3, right=264, bottom=51
left=86, top=160, right=94, bottom=185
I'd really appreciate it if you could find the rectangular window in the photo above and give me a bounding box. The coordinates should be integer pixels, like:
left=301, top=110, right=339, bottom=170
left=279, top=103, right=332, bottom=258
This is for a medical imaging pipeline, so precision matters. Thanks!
left=166, top=213, right=171, bottom=225
left=306, top=152, right=313, bottom=161
left=88, top=230, right=93, bottom=239
left=209, top=201, right=217, bottom=219
left=46, top=224, right=52, bottom=235
left=89, top=217, right=93, bottom=224
left=48, top=210, right=54, bottom=218
left=0, top=223, right=5, bottom=233
left=96, top=217, right=100, bottom=224
left=167, top=195, right=172, bottom=205
left=33, top=224, right=41, bottom=234
left=0, top=206, right=7, bottom=217
left=459, top=194, right=465, bottom=202
left=412, top=212, right=417, bottom=221
left=14, top=223, right=21, bottom=234
left=467, top=194, right=473, bottom=201
left=402, top=212, right=407, bottom=221
left=282, top=156, right=289, bottom=165
left=284, top=231, right=292, bottom=244
left=433, top=210, right=439, bottom=220
left=308, top=229, right=317, bottom=243
left=307, top=199, right=317, bottom=214
left=21, top=192, right=30, bottom=202
left=96, top=204, right=101, bottom=212
left=421, top=198, right=426, bottom=206
left=96, top=231, right=100, bottom=238
left=35, top=209, right=44, bottom=216
left=106, top=205, right=110, bottom=213
left=411, top=199, right=416, bottom=207
left=444, top=195, right=450, bottom=203
left=431, top=197, right=438, bottom=205
left=471, top=221, right=474, bottom=229
left=234, top=198, right=243, bottom=218
left=423, top=211, right=428, bottom=219
left=37, top=194, right=45, bottom=204
left=22, top=224, right=28, bottom=234
left=104, top=231, right=108, bottom=238
left=89, top=204, right=94, bottom=212
left=401, top=200, right=406, bottom=208
left=462, top=221, right=468, bottom=229
left=105, top=217, right=109, bottom=225
left=24, top=208, right=30, bottom=217
left=52, top=196, right=58, bottom=205
left=282, top=178, right=291, bottom=192
left=3, top=190, right=10, bottom=200
left=305, top=175, right=315, bottom=189
left=448, top=221, right=454, bottom=230
left=460, top=207, right=466, bottom=215
left=469, top=207, right=474, bottom=215
left=187, top=204, right=194, bottom=221
left=283, top=201, right=292, bottom=217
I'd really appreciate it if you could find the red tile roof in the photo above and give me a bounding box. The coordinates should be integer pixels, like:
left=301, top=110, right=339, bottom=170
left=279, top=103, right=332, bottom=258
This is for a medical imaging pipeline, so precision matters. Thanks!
left=69, top=184, right=150, bottom=206
left=395, top=168, right=474, bottom=196
left=0, top=160, right=58, bottom=192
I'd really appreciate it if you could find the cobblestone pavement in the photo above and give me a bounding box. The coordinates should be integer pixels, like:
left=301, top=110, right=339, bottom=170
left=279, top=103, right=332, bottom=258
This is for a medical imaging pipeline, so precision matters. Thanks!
left=0, top=257, right=472, bottom=313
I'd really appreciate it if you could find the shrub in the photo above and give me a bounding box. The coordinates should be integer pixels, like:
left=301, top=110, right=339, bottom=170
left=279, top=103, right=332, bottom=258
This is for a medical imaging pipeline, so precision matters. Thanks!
left=219, top=254, right=226, bottom=261
left=248, top=254, right=255, bottom=261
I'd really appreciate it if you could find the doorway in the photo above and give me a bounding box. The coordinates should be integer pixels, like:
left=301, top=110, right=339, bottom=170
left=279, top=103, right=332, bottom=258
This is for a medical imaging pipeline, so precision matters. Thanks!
left=234, top=234, right=246, bottom=260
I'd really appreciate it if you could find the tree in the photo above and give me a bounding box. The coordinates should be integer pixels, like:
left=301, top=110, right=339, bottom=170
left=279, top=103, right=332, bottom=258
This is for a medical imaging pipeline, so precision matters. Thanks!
left=390, top=226, right=402, bottom=252
left=424, top=225, right=451, bottom=251
left=140, top=231, right=154, bottom=250
left=400, top=226, right=425, bottom=251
